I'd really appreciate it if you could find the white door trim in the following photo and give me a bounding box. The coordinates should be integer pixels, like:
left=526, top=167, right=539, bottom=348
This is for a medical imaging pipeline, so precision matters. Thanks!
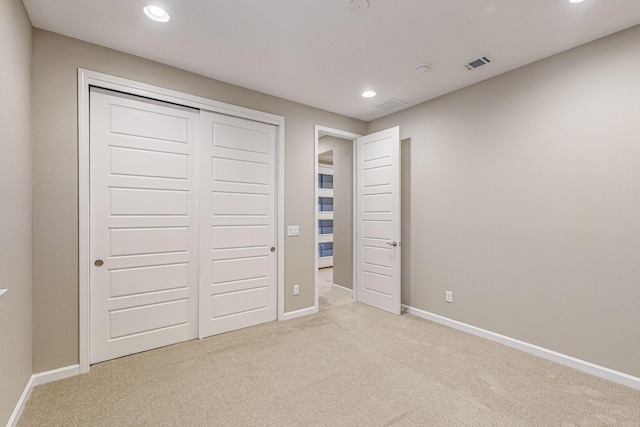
left=313, top=126, right=361, bottom=312
left=78, top=69, right=285, bottom=373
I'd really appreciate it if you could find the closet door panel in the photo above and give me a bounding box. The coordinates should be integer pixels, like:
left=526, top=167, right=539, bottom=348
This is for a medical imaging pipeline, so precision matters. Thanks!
left=89, top=89, right=199, bottom=364
left=199, top=112, right=277, bottom=338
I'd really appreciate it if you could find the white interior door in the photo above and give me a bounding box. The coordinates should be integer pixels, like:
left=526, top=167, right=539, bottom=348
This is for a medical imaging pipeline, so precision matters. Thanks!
left=199, top=111, right=278, bottom=338
left=356, top=126, right=401, bottom=315
left=89, top=88, right=199, bottom=364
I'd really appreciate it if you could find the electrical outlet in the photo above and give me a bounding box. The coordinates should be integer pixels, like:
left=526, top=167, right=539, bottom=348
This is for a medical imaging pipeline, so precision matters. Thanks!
left=293, top=284, right=300, bottom=295
left=445, top=290, right=453, bottom=303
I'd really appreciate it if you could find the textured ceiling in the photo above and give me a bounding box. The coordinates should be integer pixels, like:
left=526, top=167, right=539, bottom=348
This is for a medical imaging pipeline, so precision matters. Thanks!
left=22, top=0, right=640, bottom=121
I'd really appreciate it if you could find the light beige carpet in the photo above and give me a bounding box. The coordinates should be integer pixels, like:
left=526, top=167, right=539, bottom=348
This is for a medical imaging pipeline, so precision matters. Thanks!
left=19, top=288, right=640, bottom=426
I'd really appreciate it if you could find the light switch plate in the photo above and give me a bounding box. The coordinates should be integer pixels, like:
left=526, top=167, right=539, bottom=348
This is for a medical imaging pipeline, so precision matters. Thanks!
left=287, top=225, right=300, bottom=236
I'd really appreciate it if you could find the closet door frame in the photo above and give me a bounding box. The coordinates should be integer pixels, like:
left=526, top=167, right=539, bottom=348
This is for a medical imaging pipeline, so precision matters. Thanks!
left=78, top=69, right=285, bottom=374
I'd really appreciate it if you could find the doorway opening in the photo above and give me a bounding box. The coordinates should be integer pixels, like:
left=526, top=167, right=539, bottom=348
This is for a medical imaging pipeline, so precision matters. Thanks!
left=314, top=126, right=359, bottom=311
left=314, top=124, right=403, bottom=315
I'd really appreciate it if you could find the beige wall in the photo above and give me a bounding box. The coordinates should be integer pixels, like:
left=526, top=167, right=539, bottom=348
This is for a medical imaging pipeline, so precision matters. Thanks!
left=0, top=0, right=33, bottom=423
left=318, top=136, right=353, bottom=289
left=31, top=30, right=366, bottom=372
left=369, top=25, right=640, bottom=377
left=24, top=14, right=640, bottom=383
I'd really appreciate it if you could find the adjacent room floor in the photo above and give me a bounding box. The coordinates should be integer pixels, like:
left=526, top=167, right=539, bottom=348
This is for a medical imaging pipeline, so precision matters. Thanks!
left=18, top=272, right=640, bottom=426
left=318, top=267, right=354, bottom=312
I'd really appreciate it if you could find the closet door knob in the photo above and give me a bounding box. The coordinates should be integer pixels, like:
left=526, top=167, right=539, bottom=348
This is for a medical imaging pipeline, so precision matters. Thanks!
left=94, top=259, right=104, bottom=267
left=270, top=247, right=276, bottom=252
left=386, top=241, right=398, bottom=247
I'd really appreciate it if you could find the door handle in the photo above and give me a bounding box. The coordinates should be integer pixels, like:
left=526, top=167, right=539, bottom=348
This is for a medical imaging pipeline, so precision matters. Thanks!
left=270, top=247, right=276, bottom=252
left=386, top=241, right=398, bottom=247
left=94, top=259, right=104, bottom=267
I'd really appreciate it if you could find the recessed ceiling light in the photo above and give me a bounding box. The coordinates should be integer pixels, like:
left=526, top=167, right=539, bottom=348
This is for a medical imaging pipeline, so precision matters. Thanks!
left=144, top=5, right=170, bottom=22
left=362, top=90, right=376, bottom=98
left=569, top=0, right=584, bottom=3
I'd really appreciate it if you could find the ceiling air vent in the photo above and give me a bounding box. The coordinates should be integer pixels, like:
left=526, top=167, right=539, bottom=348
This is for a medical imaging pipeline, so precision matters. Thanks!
left=465, top=55, right=494, bottom=70
left=375, top=98, right=410, bottom=112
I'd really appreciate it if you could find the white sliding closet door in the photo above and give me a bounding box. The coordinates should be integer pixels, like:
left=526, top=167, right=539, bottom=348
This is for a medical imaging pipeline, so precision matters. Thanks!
left=89, top=88, right=199, bottom=364
left=199, top=111, right=278, bottom=338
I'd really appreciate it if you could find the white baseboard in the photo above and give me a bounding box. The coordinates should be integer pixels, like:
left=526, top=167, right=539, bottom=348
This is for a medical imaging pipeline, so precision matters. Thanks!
left=7, top=364, right=80, bottom=427
left=402, top=305, right=640, bottom=391
left=280, top=305, right=318, bottom=321
left=332, top=283, right=354, bottom=296
left=31, top=364, right=80, bottom=387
